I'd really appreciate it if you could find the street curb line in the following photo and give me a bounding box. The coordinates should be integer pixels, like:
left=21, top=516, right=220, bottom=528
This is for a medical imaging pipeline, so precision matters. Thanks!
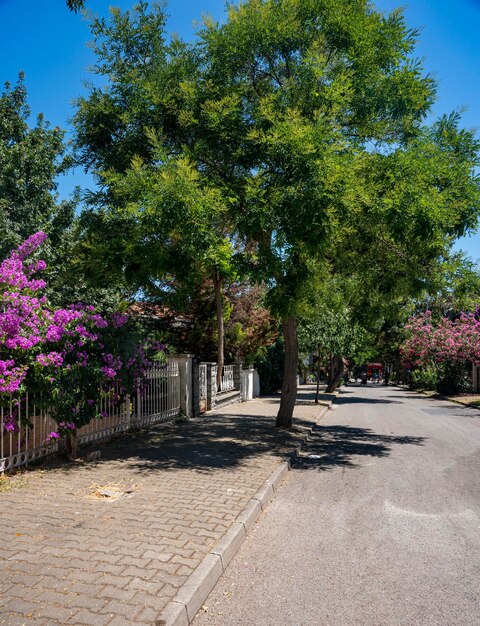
left=235, top=498, right=262, bottom=533
left=157, top=401, right=331, bottom=626
left=211, top=522, right=246, bottom=569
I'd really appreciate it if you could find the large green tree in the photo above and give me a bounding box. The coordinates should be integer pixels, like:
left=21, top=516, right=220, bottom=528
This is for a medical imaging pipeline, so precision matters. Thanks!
left=73, top=3, right=242, bottom=387
left=0, top=75, right=73, bottom=259
left=74, top=1, right=480, bottom=427
left=0, top=75, right=125, bottom=310
left=199, top=0, right=479, bottom=426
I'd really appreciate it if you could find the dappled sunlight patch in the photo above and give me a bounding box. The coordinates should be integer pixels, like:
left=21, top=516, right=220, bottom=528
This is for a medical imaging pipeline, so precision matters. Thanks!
left=0, top=471, right=28, bottom=492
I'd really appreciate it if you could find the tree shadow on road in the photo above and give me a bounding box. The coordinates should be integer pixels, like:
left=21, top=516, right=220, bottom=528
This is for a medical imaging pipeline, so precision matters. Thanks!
left=294, top=425, right=426, bottom=472
left=386, top=393, right=434, bottom=401
left=334, top=396, right=403, bottom=405
left=19, top=384, right=424, bottom=478
left=25, top=411, right=426, bottom=478
left=31, top=411, right=318, bottom=476
left=333, top=387, right=404, bottom=405
left=79, top=416, right=425, bottom=476
left=101, top=413, right=316, bottom=474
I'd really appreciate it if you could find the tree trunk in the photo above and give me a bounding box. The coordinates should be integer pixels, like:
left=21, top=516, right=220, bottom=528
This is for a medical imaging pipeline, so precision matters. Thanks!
left=276, top=317, right=298, bottom=428
left=213, top=273, right=224, bottom=390
left=326, top=354, right=345, bottom=393
left=65, top=430, right=78, bottom=460
left=315, top=358, right=321, bottom=404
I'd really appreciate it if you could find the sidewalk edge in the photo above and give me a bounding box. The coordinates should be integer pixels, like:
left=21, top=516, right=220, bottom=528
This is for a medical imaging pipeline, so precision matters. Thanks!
left=157, top=401, right=331, bottom=626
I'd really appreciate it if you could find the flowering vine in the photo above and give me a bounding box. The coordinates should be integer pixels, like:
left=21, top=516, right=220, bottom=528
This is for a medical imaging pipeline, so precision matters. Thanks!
left=0, top=232, right=158, bottom=457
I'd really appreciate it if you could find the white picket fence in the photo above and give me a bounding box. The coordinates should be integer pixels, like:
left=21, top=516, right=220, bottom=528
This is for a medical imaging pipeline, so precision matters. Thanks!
left=0, top=361, right=180, bottom=473
left=219, top=364, right=235, bottom=393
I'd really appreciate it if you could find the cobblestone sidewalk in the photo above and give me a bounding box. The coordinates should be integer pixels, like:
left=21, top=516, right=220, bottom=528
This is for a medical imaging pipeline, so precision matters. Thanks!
left=1, top=387, right=328, bottom=626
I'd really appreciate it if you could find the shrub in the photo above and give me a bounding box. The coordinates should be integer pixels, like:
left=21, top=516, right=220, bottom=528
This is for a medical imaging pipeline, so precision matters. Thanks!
left=411, top=365, right=438, bottom=391
left=410, top=361, right=471, bottom=395
left=402, top=311, right=478, bottom=396
left=254, top=337, right=284, bottom=395
left=0, top=233, right=156, bottom=456
left=436, top=361, right=471, bottom=395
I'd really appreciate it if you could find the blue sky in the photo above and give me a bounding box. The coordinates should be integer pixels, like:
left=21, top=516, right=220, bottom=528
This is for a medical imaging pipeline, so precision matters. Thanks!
left=1, top=0, right=480, bottom=258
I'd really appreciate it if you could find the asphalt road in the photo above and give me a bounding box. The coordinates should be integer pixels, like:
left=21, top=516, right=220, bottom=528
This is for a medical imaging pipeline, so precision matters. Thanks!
left=192, top=385, right=480, bottom=626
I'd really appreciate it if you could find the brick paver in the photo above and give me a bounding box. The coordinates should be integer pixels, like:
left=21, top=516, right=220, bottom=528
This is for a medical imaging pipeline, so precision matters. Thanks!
left=1, top=388, right=327, bottom=625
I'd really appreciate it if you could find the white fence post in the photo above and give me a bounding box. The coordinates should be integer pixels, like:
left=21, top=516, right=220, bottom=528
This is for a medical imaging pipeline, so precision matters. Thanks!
left=168, top=355, right=193, bottom=418
left=233, top=362, right=243, bottom=394
left=241, top=366, right=254, bottom=401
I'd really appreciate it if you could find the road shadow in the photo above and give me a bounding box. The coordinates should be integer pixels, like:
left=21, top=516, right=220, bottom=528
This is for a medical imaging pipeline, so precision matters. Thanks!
left=294, top=424, right=426, bottom=471
left=30, top=412, right=426, bottom=480
left=386, top=393, right=435, bottom=401
left=15, top=385, right=424, bottom=478
left=28, top=410, right=317, bottom=476
left=332, top=388, right=404, bottom=405
left=386, top=394, right=426, bottom=400
left=334, top=396, right=403, bottom=405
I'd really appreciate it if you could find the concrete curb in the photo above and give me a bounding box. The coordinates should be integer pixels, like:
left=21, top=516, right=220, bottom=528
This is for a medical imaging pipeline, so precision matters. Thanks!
left=157, top=401, right=332, bottom=626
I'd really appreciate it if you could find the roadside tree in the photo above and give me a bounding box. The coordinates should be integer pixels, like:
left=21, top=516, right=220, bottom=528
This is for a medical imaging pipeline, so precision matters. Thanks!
left=74, top=1, right=480, bottom=428
left=200, top=0, right=480, bottom=426
left=0, top=75, right=73, bottom=260
left=74, top=4, right=240, bottom=388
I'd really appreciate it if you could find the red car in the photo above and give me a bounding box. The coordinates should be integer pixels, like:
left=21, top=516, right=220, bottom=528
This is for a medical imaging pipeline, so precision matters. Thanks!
left=367, top=363, right=383, bottom=380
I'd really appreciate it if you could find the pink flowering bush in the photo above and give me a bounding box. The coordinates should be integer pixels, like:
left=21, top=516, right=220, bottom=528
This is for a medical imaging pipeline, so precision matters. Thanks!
left=401, top=311, right=478, bottom=393
left=0, top=233, right=157, bottom=456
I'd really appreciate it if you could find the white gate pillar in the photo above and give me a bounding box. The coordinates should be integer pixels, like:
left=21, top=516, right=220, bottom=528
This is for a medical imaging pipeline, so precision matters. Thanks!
left=241, top=366, right=254, bottom=401
left=169, top=355, right=193, bottom=417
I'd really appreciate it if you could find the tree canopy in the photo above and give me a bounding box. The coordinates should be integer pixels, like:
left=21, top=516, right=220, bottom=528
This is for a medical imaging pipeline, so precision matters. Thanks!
left=0, top=75, right=73, bottom=259
left=66, top=0, right=85, bottom=12
left=73, top=0, right=480, bottom=426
